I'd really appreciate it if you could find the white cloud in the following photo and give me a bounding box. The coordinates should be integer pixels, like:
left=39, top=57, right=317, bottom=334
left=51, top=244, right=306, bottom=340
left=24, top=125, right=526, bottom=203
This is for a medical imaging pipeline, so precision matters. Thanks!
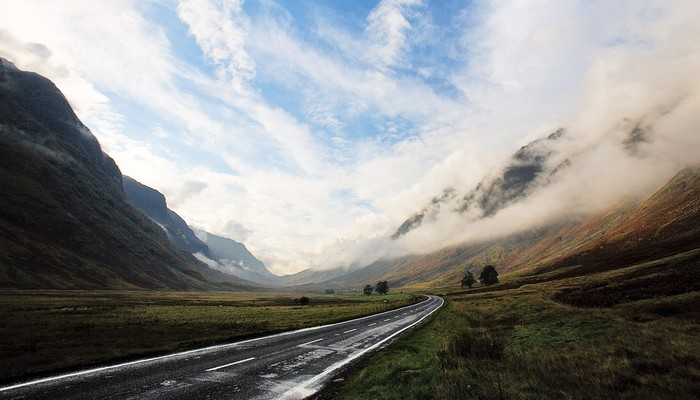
left=365, top=0, right=423, bottom=71
left=176, top=0, right=255, bottom=92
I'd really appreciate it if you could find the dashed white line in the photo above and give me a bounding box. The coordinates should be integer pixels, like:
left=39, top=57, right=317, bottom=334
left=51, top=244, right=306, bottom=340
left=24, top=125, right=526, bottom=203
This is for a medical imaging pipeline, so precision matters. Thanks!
left=298, top=338, right=324, bottom=347
left=206, top=357, right=256, bottom=372
left=383, top=318, right=391, bottom=322
left=368, top=322, right=377, bottom=327
left=343, top=329, right=357, bottom=334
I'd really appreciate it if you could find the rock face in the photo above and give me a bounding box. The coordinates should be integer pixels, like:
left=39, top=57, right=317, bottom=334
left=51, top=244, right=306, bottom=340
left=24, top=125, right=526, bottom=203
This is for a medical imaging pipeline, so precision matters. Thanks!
left=122, top=176, right=210, bottom=256
left=0, top=58, right=256, bottom=290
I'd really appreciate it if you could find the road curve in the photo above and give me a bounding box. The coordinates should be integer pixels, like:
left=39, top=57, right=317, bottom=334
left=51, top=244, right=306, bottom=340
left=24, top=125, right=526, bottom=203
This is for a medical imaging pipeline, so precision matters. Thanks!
left=0, top=295, right=444, bottom=399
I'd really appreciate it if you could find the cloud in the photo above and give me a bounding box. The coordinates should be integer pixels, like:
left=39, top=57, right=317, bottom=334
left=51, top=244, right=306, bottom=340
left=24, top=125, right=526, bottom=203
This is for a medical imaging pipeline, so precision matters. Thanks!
left=176, top=0, right=255, bottom=92
left=365, top=0, right=423, bottom=71
left=2, top=0, right=699, bottom=276
left=381, top=0, right=700, bottom=258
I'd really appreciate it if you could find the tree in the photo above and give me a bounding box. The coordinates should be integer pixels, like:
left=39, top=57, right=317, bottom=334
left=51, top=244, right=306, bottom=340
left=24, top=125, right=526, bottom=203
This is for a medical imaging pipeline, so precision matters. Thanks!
left=375, top=281, right=389, bottom=295
left=298, top=296, right=310, bottom=305
left=325, top=288, right=336, bottom=294
left=363, top=284, right=374, bottom=295
left=479, top=265, right=499, bottom=285
left=461, top=271, right=476, bottom=288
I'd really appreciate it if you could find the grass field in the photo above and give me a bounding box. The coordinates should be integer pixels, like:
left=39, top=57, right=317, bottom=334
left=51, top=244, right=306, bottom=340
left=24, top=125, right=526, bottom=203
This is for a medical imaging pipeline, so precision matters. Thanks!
left=331, top=258, right=700, bottom=400
left=0, top=290, right=419, bottom=384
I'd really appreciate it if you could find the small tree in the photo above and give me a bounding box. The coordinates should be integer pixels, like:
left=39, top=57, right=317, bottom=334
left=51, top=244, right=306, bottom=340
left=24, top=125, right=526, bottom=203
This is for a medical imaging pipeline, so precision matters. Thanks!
left=325, top=288, right=336, bottom=294
left=298, top=296, right=310, bottom=305
left=479, top=265, right=499, bottom=286
left=375, top=281, right=389, bottom=295
left=363, top=284, right=374, bottom=295
left=461, top=271, right=476, bottom=288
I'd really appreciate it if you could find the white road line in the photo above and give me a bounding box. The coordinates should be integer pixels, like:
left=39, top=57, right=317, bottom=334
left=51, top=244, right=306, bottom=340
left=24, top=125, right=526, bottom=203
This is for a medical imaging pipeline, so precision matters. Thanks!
left=394, top=316, right=400, bottom=319
left=368, top=323, right=377, bottom=327
left=383, top=318, right=391, bottom=321
left=206, top=357, right=256, bottom=372
left=280, top=296, right=444, bottom=399
left=298, top=338, right=324, bottom=347
left=343, top=329, right=357, bottom=334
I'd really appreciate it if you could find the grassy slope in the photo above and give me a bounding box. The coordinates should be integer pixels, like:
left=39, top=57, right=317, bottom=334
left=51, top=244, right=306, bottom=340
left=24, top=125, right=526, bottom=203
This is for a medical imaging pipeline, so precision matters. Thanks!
left=0, top=291, right=419, bottom=384
left=330, top=255, right=700, bottom=400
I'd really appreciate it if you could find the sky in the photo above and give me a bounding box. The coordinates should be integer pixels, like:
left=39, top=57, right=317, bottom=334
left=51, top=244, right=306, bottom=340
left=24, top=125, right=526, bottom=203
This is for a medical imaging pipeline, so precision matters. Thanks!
left=1, top=1, right=700, bottom=275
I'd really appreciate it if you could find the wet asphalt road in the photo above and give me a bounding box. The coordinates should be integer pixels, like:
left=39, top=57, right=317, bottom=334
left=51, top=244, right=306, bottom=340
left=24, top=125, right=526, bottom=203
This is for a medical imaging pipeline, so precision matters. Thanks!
left=0, top=295, right=443, bottom=400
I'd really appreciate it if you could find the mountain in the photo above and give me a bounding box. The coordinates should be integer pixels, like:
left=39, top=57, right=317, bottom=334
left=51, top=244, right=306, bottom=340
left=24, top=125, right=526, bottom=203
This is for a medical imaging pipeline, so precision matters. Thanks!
left=192, top=229, right=279, bottom=286
left=312, top=163, right=700, bottom=291
left=276, top=267, right=350, bottom=287
left=0, top=58, right=258, bottom=291
left=122, top=176, right=210, bottom=256
left=393, top=129, right=566, bottom=239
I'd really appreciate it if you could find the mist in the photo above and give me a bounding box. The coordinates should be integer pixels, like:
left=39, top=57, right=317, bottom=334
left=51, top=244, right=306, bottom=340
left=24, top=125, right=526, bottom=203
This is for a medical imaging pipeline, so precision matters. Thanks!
left=314, top=1, right=700, bottom=271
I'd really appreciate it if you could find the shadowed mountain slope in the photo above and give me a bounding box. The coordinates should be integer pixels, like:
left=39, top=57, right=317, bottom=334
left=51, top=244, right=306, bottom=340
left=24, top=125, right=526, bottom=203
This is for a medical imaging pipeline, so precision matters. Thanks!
left=123, top=176, right=210, bottom=256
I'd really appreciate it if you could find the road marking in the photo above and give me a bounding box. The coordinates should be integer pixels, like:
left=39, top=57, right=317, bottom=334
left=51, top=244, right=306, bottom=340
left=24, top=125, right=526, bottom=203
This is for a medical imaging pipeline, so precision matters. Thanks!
left=343, top=329, right=357, bottom=334
left=394, top=316, right=400, bottom=319
left=383, top=318, right=391, bottom=321
left=280, top=296, right=445, bottom=399
left=298, top=338, right=324, bottom=347
left=368, top=323, right=377, bottom=327
left=206, top=357, right=256, bottom=372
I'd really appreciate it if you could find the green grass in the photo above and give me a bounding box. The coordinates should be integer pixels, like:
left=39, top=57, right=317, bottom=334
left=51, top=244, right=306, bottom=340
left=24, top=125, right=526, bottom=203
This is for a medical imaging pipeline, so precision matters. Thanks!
left=333, top=263, right=700, bottom=399
left=0, top=290, right=419, bottom=383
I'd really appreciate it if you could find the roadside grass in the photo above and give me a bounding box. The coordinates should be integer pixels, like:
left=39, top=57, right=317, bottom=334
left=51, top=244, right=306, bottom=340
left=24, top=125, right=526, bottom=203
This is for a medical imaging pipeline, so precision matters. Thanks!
left=0, top=290, right=419, bottom=384
left=332, top=263, right=700, bottom=399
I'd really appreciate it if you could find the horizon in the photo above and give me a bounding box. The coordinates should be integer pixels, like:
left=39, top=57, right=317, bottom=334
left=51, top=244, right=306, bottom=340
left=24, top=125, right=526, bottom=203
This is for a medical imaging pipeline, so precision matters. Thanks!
left=2, top=0, right=699, bottom=275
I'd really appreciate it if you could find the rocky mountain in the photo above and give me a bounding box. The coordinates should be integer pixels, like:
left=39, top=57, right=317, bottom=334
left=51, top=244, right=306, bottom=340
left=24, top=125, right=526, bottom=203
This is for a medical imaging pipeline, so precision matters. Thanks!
left=0, top=58, right=258, bottom=291
left=393, top=129, right=566, bottom=239
left=122, top=176, right=211, bottom=256
left=312, top=162, right=700, bottom=291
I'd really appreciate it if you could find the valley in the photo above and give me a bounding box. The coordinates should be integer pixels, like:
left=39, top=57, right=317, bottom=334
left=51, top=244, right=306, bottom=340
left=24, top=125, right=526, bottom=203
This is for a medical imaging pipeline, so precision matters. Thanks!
left=2, top=2, right=700, bottom=398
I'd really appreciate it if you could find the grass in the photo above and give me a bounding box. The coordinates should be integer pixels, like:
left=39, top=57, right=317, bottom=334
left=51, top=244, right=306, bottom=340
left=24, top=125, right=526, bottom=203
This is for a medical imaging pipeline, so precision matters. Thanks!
left=0, top=290, right=419, bottom=384
left=331, top=259, right=700, bottom=400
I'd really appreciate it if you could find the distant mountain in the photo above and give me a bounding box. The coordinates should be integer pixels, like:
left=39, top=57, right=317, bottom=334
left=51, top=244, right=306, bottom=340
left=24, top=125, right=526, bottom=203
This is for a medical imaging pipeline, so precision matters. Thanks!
left=393, top=129, right=566, bottom=239
left=314, top=163, right=700, bottom=290
left=122, top=176, right=210, bottom=256
left=192, top=229, right=279, bottom=286
left=276, top=267, right=349, bottom=287
left=0, top=58, right=258, bottom=291
left=121, top=175, right=278, bottom=285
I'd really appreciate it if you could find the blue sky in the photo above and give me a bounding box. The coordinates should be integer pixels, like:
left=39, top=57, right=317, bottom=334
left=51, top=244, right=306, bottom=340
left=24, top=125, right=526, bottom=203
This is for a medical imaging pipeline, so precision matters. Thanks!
left=2, top=1, right=700, bottom=274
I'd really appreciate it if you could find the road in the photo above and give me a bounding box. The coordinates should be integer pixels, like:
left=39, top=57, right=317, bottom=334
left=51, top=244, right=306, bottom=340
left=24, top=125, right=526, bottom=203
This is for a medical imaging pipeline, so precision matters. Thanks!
left=0, top=295, right=443, bottom=399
